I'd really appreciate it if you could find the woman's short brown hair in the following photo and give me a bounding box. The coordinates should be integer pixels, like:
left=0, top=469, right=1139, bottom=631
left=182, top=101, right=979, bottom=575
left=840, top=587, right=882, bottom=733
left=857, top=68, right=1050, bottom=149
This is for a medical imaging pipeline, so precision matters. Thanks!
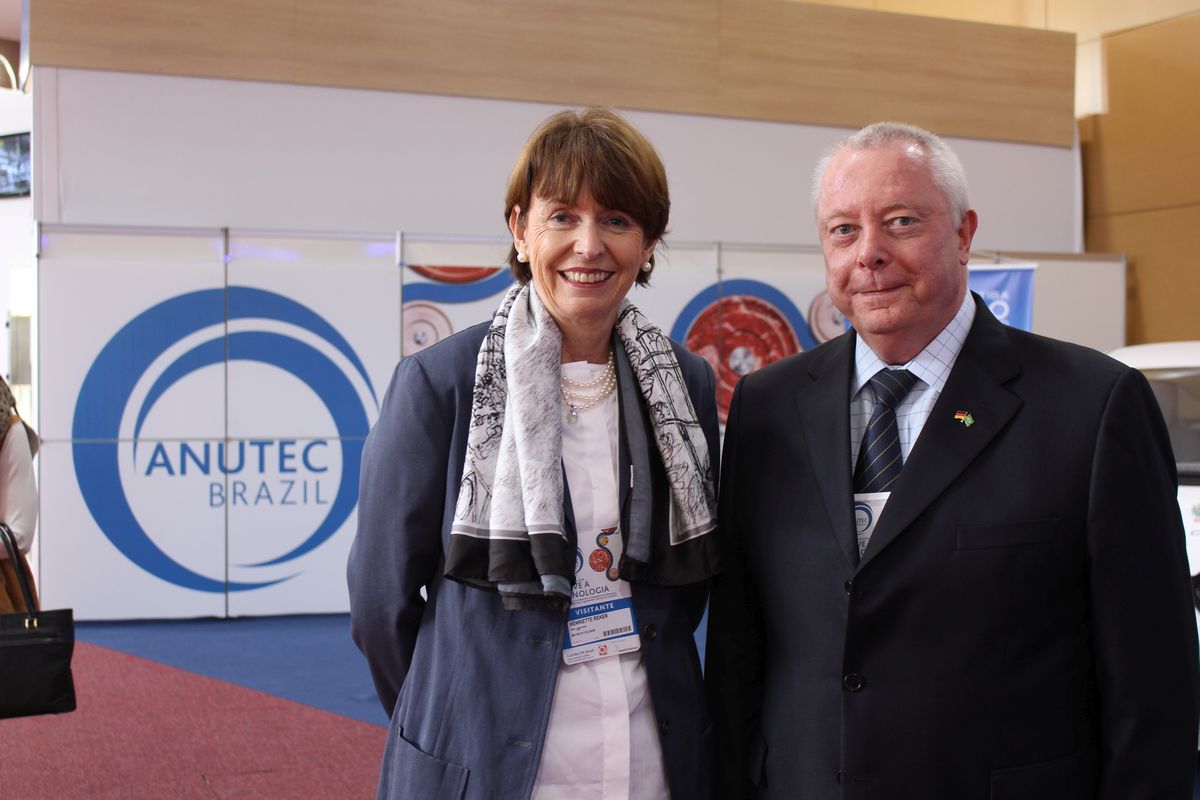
left=504, top=107, right=669, bottom=285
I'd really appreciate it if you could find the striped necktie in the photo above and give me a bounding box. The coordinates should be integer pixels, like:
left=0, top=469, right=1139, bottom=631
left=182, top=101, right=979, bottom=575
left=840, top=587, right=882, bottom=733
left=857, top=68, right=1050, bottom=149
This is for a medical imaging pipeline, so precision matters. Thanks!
left=853, top=369, right=918, bottom=493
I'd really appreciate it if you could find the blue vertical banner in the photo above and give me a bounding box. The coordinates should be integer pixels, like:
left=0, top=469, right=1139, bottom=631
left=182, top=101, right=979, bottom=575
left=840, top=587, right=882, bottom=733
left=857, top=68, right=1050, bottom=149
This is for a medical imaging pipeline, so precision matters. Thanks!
left=968, top=264, right=1036, bottom=331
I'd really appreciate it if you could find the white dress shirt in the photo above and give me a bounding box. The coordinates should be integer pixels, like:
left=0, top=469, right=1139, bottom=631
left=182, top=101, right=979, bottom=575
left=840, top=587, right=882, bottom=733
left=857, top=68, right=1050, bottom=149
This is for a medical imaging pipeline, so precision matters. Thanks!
left=531, top=360, right=670, bottom=800
left=850, top=291, right=976, bottom=467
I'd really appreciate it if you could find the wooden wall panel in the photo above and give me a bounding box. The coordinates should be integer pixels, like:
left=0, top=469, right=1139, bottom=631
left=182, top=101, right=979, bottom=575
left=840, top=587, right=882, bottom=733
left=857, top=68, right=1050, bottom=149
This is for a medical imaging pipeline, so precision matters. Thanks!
left=1047, top=0, right=1200, bottom=42
left=869, top=0, right=1046, bottom=28
left=1081, top=11, right=1200, bottom=344
left=290, top=1, right=723, bottom=112
left=794, top=0, right=1200, bottom=41
left=30, top=1, right=302, bottom=84
left=1081, top=12, right=1200, bottom=217
left=29, top=0, right=1075, bottom=146
left=1086, top=205, right=1200, bottom=343
left=718, top=1, right=1074, bottom=144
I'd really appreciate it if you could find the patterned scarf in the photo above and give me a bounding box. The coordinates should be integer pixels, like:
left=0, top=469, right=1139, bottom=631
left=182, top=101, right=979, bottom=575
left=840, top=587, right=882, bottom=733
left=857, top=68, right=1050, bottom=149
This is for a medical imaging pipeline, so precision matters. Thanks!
left=444, top=282, right=717, bottom=611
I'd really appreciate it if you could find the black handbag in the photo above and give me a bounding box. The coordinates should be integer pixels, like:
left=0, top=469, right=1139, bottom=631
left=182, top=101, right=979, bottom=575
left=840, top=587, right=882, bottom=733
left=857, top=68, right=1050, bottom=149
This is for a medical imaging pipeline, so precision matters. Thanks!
left=0, top=522, right=76, bottom=718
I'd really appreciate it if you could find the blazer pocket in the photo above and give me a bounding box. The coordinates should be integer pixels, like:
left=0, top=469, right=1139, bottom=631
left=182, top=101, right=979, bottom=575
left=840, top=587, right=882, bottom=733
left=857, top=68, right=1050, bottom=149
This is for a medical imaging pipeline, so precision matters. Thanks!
left=383, top=726, right=469, bottom=800
left=957, top=518, right=1059, bottom=551
left=990, top=748, right=1097, bottom=800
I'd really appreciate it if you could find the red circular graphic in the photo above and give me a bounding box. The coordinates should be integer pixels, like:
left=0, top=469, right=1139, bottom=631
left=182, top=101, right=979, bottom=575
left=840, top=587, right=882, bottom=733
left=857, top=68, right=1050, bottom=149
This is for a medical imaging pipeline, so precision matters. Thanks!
left=685, top=295, right=801, bottom=424
left=402, top=301, right=454, bottom=356
left=807, top=291, right=846, bottom=343
left=409, top=265, right=503, bottom=284
left=588, top=548, right=613, bottom=573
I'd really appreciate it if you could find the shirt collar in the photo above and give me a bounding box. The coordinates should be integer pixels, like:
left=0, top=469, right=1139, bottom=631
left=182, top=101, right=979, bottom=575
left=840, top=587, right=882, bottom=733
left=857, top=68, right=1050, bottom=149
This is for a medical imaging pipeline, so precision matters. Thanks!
left=852, top=290, right=976, bottom=397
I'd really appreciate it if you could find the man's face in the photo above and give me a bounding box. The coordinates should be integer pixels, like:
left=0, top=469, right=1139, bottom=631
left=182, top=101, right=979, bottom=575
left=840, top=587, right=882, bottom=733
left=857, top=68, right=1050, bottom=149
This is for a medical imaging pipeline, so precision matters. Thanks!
left=817, top=142, right=977, bottom=363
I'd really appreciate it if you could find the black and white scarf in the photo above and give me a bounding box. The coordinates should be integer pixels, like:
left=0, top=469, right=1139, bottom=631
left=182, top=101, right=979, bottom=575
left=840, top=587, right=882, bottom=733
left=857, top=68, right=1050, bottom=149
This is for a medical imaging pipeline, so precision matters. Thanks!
left=444, top=282, right=717, bottom=611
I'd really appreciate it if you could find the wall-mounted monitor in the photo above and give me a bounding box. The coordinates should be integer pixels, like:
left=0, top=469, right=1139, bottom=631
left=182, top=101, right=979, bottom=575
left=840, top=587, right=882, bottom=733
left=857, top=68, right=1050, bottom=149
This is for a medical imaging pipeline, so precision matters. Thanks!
left=0, top=132, right=30, bottom=197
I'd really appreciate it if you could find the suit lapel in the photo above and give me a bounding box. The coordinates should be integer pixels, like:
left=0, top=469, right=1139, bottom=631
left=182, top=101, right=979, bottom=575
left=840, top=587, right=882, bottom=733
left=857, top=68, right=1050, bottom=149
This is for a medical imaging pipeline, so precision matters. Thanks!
left=857, top=299, right=1023, bottom=571
left=794, top=335, right=858, bottom=567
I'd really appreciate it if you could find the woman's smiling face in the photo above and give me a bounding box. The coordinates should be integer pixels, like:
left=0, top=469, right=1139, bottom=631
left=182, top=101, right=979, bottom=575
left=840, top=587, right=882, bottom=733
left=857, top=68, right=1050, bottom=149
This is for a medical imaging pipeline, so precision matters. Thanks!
left=510, top=185, right=654, bottom=338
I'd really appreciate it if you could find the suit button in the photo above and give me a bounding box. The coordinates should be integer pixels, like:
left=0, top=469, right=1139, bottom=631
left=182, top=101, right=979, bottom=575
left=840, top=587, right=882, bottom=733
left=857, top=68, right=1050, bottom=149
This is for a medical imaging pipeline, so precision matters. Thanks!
left=843, top=673, right=865, bottom=692
left=643, top=624, right=657, bottom=640
left=843, top=579, right=853, bottom=595
left=660, top=718, right=671, bottom=734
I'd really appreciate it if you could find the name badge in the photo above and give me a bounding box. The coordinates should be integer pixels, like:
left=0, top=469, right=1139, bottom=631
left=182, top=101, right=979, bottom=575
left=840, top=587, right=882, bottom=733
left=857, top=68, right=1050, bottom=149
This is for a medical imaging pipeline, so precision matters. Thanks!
left=852, top=492, right=891, bottom=556
left=563, top=526, right=641, bottom=664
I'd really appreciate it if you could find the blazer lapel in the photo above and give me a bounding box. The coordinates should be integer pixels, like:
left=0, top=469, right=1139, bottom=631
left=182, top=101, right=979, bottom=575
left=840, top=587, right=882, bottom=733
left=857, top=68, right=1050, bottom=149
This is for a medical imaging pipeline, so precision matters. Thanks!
left=795, top=335, right=858, bottom=567
left=857, top=299, right=1023, bottom=571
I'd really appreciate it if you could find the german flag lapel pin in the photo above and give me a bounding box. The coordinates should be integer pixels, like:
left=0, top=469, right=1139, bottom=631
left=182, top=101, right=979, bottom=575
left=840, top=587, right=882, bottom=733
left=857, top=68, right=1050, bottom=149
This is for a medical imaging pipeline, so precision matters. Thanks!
left=953, top=410, right=975, bottom=427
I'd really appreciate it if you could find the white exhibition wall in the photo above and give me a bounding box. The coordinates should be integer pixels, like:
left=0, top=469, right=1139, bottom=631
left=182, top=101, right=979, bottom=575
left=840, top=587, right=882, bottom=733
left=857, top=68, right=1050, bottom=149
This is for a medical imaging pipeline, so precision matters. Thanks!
left=32, top=67, right=1119, bottom=619
left=37, top=224, right=1120, bottom=620
left=40, top=228, right=397, bottom=618
left=33, top=68, right=1081, bottom=252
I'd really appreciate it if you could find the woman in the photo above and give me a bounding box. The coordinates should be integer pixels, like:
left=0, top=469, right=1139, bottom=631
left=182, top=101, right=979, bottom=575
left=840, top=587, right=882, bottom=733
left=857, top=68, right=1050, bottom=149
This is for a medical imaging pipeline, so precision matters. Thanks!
left=0, top=376, right=39, bottom=613
left=348, top=107, right=720, bottom=800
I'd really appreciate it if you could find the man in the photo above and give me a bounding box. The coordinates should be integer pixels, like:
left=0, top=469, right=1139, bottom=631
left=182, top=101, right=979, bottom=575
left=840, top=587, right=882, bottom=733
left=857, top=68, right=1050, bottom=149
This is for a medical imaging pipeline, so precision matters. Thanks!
left=706, top=122, right=1199, bottom=799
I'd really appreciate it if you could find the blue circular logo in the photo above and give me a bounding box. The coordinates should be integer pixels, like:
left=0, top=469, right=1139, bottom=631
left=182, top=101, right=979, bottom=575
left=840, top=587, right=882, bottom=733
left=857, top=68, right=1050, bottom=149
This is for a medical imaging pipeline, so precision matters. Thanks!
left=853, top=502, right=873, bottom=535
left=72, top=287, right=378, bottom=592
left=670, top=278, right=817, bottom=350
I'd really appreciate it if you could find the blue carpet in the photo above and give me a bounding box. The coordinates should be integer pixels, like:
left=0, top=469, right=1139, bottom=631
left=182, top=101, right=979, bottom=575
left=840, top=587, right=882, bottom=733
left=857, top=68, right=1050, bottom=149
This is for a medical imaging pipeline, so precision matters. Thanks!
left=77, top=613, right=389, bottom=727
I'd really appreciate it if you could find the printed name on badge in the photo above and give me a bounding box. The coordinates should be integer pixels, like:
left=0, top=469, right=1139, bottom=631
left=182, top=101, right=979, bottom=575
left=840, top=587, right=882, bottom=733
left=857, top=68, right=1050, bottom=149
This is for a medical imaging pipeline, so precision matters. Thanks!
left=563, top=527, right=640, bottom=664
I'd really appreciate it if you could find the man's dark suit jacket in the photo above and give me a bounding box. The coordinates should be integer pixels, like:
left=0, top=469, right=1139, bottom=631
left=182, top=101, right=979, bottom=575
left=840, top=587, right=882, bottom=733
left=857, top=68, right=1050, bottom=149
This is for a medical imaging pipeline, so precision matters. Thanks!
left=348, top=320, right=718, bottom=800
left=706, top=295, right=1199, bottom=799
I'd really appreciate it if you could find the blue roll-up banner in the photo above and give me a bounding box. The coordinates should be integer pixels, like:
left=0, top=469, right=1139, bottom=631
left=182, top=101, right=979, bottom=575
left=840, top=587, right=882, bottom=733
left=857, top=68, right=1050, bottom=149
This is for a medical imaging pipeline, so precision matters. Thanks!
left=968, top=263, right=1036, bottom=331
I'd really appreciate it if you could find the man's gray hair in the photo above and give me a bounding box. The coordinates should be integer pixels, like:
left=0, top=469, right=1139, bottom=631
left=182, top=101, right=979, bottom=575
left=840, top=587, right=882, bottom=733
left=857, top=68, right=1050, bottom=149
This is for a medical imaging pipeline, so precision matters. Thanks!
left=811, top=122, right=971, bottom=224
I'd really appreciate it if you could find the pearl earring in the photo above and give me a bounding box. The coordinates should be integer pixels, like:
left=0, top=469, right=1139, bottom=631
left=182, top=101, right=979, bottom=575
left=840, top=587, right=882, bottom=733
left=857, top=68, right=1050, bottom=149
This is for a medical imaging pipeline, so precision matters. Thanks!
left=517, top=252, right=527, bottom=263
left=641, top=261, right=652, bottom=272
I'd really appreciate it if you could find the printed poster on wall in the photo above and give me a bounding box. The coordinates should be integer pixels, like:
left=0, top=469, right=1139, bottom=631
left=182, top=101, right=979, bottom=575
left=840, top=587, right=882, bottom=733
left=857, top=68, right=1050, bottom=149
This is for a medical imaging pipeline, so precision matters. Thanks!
left=967, top=263, right=1036, bottom=331
left=671, top=247, right=829, bottom=424
left=39, top=229, right=228, bottom=618
left=400, top=236, right=512, bottom=356
left=224, top=233, right=398, bottom=616
left=38, top=228, right=397, bottom=619
left=36, top=225, right=1040, bottom=621
left=632, top=242, right=719, bottom=352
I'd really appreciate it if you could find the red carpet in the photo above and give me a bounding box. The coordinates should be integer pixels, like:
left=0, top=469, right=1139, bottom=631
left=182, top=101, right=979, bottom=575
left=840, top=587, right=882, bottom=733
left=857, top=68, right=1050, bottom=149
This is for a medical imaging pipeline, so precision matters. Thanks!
left=2, top=642, right=386, bottom=798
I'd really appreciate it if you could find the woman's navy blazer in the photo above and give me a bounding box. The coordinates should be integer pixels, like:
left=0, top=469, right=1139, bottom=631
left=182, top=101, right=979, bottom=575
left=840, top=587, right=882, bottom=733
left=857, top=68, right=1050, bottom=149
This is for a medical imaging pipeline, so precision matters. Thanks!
left=349, top=320, right=719, bottom=800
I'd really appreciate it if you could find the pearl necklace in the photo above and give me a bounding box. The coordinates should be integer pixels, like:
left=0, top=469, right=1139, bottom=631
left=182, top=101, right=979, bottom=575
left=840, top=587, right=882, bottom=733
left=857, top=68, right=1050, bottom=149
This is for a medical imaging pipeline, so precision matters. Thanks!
left=561, top=351, right=616, bottom=425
